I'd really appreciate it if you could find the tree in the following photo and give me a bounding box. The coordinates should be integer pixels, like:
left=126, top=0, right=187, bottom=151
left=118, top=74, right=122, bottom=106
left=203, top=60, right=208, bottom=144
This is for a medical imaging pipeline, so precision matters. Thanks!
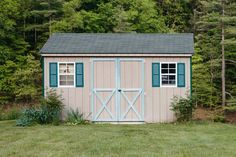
left=156, top=0, right=194, bottom=32
left=194, top=0, right=236, bottom=106
left=23, top=0, right=64, bottom=51
left=0, top=55, right=41, bottom=103
left=52, top=0, right=168, bottom=33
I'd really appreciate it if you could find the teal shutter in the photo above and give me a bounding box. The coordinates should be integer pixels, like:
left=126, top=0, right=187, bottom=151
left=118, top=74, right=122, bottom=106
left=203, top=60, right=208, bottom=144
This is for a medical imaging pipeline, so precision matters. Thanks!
left=152, top=63, right=160, bottom=87
left=177, top=63, right=185, bottom=87
left=76, top=63, right=84, bottom=87
left=49, top=62, right=58, bottom=87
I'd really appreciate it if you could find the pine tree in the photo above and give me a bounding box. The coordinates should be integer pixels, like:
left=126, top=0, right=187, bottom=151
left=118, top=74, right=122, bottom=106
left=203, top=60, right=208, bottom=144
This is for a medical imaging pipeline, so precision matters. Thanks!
left=24, top=0, right=64, bottom=51
left=194, top=0, right=236, bottom=106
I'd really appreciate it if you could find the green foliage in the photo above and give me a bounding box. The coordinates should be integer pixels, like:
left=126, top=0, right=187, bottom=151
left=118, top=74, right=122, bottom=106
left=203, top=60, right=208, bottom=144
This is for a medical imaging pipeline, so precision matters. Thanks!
left=0, top=0, right=235, bottom=108
left=16, top=91, right=64, bottom=126
left=194, top=0, right=236, bottom=106
left=0, top=106, right=21, bottom=120
left=224, top=105, right=236, bottom=113
left=213, top=115, right=226, bottom=123
left=157, top=0, right=193, bottom=32
left=52, top=0, right=168, bottom=33
left=171, top=95, right=196, bottom=122
left=0, top=55, right=41, bottom=102
left=40, top=90, right=64, bottom=125
left=16, top=108, right=38, bottom=126
left=66, top=108, right=88, bottom=125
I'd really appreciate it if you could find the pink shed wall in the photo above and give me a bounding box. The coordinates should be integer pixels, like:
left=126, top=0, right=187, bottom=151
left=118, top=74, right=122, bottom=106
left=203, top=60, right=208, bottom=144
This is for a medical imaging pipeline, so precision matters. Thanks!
left=43, top=56, right=191, bottom=123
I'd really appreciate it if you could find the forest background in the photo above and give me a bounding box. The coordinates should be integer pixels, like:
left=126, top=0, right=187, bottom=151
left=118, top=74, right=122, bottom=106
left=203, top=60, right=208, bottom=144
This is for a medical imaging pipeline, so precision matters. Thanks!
left=0, top=0, right=235, bottom=108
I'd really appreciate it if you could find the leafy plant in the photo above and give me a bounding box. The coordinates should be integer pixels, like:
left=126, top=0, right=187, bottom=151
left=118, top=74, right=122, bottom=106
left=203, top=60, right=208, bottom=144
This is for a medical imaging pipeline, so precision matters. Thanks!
left=171, top=95, right=196, bottom=122
left=213, top=115, right=226, bottom=123
left=224, top=105, right=236, bottom=113
left=16, top=91, right=64, bottom=126
left=16, top=108, right=38, bottom=126
left=39, top=91, right=64, bottom=125
left=66, top=108, right=88, bottom=125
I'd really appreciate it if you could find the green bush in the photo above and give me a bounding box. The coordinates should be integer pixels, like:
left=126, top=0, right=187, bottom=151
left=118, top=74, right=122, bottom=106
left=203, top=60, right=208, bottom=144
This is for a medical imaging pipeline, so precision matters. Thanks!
left=16, top=108, right=38, bottom=126
left=171, top=95, right=196, bottom=122
left=16, top=91, right=64, bottom=126
left=224, top=105, right=236, bottom=113
left=213, top=115, right=226, bottom=123
left=39, top=91, right=64, bottom=125
left=66, top=109, right=88, bottom=125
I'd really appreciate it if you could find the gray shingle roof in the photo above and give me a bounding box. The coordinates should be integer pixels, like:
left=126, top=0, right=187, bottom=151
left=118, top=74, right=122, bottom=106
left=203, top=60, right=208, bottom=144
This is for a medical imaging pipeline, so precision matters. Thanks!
left=40, top=33, right=194, bottom=54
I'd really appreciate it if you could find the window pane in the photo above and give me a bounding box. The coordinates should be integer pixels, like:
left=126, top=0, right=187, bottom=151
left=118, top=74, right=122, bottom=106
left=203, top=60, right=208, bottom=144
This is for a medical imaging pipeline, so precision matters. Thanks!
left=60, top=75, right=66, bottom=81
left=169, top=64, right=176, bottom=68
left=67, top=75, right=74, bottom=81
left=161, top=63, right=176, bottom=86
left=169, top=69, right=176, bottom=73
left=162, top=69, right=168, bottom=73
left=169, top=80, right=176, bottom=84
left=67, top=81, right=74, bottom=85
left=59, top=64, right=66, bottom=74
left=162, top=75, right=168, bottom=81
left=162, top=64, right=168, bottom=68
left=162, top=81, right=168, bottom=85
left=169, top=75, right=175, bottom=80
left=169, top=75, right=176, bottom=85
left=59, top=63, right=66, bottom=68
left=59, top=69, right=66, bottom=74
left=59, top=73, right=74, bottom=86
left=60, top=81, right=67, bottom=86
left=67, top=64, right=74, bottom=74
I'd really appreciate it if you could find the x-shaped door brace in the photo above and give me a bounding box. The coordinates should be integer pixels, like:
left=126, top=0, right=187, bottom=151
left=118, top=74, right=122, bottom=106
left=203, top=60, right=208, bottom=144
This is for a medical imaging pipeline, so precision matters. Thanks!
left=120, top=89, right=142, bottom=120
left=94, top=89, right=116, bottom=120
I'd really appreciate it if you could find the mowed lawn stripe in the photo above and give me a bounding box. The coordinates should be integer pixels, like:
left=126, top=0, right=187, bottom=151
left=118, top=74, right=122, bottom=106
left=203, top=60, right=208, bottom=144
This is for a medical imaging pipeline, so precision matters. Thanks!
left=0, top=121, right=236, bottom=157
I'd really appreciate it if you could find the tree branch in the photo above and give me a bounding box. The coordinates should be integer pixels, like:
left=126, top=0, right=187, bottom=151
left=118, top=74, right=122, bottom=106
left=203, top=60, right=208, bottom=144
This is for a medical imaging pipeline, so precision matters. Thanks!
left=226, top=91, right=234, bottom=98
left=226, top=59, right=236, bottom=64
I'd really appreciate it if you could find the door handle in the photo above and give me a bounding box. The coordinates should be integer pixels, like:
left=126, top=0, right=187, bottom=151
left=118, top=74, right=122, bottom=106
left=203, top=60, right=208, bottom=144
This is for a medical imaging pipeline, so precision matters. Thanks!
left=118, top=89, right=122, bottom=92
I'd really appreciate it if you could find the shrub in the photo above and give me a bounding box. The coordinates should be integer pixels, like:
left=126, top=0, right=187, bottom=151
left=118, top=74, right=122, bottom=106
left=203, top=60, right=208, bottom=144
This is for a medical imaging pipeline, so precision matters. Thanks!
left=224, top=105, right=236, bottom=113
left=39, top=91, right=64, bottom=125
left=16, top=108, right=38, bottom=126
left=213, top=115, right=226, bottom=123
left=171, top=95, right=196, bottom=122
left=66, top=109, right=88, bottom=125
left=16, top=91, right=64, bottom=126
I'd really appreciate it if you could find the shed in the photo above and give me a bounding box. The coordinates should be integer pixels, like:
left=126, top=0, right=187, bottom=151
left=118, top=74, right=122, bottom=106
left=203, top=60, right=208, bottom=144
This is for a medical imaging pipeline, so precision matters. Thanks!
left=40, top=33, right=194, bottom=123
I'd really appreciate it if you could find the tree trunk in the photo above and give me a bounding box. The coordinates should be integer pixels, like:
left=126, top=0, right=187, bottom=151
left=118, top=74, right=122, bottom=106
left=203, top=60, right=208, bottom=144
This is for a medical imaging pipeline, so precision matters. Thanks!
left=49, top=16, right=51, bottom=37
left=221, top=0, right=226, bottom=106
left=34, top=16, right=37, bottom=45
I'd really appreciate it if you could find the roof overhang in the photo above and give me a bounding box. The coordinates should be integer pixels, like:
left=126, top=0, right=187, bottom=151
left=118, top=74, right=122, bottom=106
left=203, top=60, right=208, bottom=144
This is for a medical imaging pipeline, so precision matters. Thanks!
left=41, top=53, right=193, bottom=57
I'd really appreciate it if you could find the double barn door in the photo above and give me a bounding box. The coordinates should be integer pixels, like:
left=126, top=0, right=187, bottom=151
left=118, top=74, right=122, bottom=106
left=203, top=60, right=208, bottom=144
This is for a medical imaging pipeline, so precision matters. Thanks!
left=92, top=58, right=144, bottom=122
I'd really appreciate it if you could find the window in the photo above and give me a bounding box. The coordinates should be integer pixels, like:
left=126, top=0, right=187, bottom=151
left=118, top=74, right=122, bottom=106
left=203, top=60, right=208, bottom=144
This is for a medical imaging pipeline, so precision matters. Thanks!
left=161, top=63, right=176, bottom=86
left=59, top=63, right=75, bottom=86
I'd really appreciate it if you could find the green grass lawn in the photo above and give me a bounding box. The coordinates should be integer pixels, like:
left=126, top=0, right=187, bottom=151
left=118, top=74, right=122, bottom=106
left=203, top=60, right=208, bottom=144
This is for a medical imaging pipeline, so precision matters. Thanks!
left=0, top=121, right=236, bottom=157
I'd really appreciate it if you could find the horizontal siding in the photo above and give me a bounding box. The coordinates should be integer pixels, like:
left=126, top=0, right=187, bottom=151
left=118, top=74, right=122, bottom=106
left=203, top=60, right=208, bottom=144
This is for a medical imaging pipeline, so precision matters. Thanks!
left=44, top=56, right=190, bottom=123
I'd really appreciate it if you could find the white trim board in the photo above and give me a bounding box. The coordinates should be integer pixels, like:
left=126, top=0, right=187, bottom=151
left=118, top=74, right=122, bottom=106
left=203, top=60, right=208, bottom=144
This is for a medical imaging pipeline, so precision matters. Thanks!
left=42, top=53, right=192, bottom=57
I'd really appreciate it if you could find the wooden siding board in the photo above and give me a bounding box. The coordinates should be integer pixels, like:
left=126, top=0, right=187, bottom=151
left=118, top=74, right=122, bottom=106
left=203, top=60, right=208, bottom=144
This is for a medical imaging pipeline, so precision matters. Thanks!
left=44, top=56, right=190, bottom=123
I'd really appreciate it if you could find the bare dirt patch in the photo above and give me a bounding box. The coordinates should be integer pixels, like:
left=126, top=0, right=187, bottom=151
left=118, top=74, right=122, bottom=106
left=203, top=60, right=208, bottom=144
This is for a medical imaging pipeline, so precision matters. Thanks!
left=225, top=111, right=236, bottom=124
left=193, top=107, right=214, bottom=121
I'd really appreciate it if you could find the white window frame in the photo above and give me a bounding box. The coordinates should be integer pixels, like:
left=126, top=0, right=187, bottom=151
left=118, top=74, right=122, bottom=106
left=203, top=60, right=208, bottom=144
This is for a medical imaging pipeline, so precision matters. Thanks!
left=58, top=62, right=76, bottom=88
left=160, top=62, right=177, bottom=87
